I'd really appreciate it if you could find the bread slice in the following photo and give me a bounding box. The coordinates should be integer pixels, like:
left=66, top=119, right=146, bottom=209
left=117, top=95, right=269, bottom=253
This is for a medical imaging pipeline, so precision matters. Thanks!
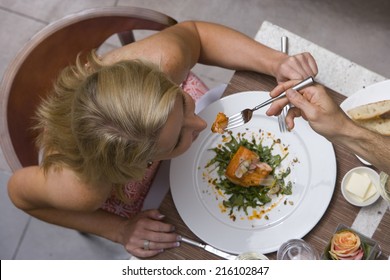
left=347, top=99, right=390, bottom=121
left=354, top=118, right=390, bottom=136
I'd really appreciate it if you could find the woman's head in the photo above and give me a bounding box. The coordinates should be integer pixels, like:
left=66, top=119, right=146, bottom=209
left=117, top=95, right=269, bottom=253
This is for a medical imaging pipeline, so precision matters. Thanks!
left=73, top=58, right=184, bottom=184
left=37, top=54, right=185, bottom=185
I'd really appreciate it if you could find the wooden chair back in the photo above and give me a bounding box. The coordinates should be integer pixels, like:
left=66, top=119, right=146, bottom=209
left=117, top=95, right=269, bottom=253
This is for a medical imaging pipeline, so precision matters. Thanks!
left=0, top=7, right=177, bottom=171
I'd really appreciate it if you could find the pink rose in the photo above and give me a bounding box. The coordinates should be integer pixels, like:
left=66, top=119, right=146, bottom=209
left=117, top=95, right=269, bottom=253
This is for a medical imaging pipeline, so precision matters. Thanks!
left=329, top=230, right=364, bottom=260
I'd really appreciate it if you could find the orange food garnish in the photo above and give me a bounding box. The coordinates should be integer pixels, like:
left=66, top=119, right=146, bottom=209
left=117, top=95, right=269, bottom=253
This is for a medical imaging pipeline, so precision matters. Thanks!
left=211, top=112, right=228, bottom=134
left=225, top=146, right=272, bottom=187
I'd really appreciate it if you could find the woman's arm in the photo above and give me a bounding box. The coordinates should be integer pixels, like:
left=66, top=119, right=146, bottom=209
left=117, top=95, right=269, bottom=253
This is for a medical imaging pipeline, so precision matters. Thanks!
left=7, top=166, right=179, bottom=258
left=188, top=21, right=317, bottom=81
left=101, top=21, right=317, bottom=84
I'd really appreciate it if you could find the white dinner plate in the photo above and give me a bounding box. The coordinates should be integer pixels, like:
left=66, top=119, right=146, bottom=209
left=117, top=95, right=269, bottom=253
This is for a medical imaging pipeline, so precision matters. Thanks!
left=340, top=80, right=390, bottom=165
left=170, top=91, right=337, bottom=254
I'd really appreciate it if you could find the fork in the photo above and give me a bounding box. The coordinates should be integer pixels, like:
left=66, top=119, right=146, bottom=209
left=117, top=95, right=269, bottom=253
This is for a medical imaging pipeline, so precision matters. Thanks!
left=225, top=76, right=315, bottom=130
left=278, top=36, right=290, bottom=132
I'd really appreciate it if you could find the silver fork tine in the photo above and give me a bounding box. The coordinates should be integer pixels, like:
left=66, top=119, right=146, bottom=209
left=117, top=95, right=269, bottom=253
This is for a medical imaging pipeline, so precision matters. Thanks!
left=278, top=112, right=284, bottom=132
left=226, top=116, right=247, bottom=130
left=226, top=112, right=242, bottom=122
left=226, top=117, right=245, bottom=128
left=279, top=107, right=288, bottom=132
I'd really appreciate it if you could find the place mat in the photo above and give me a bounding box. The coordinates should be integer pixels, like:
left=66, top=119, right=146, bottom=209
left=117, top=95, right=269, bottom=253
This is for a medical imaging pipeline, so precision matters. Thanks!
left=255, top=21, right=387, bottom=97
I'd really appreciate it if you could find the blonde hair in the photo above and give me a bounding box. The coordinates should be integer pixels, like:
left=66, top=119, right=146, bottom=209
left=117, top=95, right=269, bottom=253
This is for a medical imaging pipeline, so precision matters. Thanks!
left=35, top=52, right=181, bottom=186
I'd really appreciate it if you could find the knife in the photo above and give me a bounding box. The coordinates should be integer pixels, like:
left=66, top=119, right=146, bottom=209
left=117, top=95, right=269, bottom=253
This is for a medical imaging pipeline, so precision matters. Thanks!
left=180, top=236, right=237, bottom=260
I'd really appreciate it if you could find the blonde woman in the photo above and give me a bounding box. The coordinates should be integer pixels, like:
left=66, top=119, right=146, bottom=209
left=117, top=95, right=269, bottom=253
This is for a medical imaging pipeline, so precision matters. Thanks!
left=7, top=21, right=318, bottom=258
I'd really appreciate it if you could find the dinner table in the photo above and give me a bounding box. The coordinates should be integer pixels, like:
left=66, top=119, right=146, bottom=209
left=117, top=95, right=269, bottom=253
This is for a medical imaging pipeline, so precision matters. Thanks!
left=147, top=22, right=390, bottom=260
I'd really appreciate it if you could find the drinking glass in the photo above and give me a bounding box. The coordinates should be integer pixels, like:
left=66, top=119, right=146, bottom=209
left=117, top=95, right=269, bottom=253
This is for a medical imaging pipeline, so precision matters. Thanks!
left=277, top=239, right=319, bottom=260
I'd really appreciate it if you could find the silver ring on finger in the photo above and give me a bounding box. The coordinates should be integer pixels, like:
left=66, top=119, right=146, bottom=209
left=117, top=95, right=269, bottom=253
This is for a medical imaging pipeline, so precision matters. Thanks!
left=143, top=240, right=150, bottom=250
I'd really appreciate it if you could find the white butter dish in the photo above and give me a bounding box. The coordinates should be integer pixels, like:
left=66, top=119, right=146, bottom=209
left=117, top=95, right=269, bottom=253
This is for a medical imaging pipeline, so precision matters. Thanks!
left=341, top=166, right=380, bottom=207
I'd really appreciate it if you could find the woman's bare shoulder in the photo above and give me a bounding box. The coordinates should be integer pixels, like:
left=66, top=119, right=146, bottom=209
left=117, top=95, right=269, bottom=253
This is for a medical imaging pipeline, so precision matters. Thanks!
left=100, top=21, right=200, bottom=84
left=8, top=166, right=112, bottom=212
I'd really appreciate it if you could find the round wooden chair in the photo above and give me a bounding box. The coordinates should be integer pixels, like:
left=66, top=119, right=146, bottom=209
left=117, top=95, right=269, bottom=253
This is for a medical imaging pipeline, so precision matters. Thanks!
left=0, top=6, right=177, bottom=171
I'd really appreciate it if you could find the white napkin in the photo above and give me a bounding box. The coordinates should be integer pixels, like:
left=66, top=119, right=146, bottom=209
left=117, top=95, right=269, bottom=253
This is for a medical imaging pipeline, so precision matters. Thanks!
left=195, top=84, right=227, bottom=114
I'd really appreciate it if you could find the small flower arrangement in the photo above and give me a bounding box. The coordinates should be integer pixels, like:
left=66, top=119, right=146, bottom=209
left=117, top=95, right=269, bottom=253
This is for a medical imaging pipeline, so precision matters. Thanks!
left=323, top=224, right=380, bottom=260
left=328, top=230, right=364, bottom=260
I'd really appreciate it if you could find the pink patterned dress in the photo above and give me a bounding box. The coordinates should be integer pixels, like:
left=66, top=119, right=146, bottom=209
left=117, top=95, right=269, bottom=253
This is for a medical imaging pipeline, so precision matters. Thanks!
left=100, top=72, right=209, bottom=218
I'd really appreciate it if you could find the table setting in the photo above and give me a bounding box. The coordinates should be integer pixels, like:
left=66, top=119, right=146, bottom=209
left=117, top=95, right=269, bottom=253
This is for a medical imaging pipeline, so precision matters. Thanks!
left=147, top=21, right=389, bottom=260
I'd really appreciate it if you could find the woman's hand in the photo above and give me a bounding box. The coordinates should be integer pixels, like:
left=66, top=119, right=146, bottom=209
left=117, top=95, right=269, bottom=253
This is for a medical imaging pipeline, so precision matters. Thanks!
left=119, top=209, right=180, bottom=258
left=274, top=52, right=318, bottom=83
left=266, top=81, right=350, bottom=135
